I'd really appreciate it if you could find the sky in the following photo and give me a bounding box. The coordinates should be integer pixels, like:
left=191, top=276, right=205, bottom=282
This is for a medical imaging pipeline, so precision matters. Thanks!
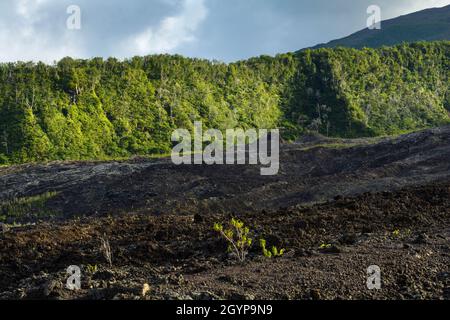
left=0, top=0, right=449, bottom=63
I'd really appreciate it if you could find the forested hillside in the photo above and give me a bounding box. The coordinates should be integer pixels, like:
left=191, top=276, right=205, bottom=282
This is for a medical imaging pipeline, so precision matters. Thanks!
left=0, top=41, right=449, bottom=164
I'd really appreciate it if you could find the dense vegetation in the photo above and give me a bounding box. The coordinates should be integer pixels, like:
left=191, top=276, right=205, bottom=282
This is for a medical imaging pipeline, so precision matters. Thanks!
left=0, top=41, right=449, bottom=164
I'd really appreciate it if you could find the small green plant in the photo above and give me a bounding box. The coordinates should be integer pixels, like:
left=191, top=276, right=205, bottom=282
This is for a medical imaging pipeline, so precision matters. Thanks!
left=319, top=243, right=332, bottom=249
left=260, top=239, right=285, bottom=258
left=213, top=218, right=252, bottom=262
left=86, top=264, right=98, bottom=274
left=392, top=228, right=412, bottom=239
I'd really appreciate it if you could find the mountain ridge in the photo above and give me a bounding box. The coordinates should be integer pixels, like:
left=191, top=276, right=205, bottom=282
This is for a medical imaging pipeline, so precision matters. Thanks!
left=309, top=5, right=450, bottom=50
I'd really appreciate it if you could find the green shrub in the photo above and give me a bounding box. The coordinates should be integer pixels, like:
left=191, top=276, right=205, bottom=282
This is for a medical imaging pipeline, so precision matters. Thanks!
left=86, top=264, right=98, bottom=274
left=260, top=239, right=285, bottom=258
left=214, top=218, right=253, bottom=262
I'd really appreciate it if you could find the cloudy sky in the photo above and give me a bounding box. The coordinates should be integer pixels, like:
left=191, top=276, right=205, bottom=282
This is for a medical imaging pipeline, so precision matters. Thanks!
left=0, top=0, right=449, bottom=63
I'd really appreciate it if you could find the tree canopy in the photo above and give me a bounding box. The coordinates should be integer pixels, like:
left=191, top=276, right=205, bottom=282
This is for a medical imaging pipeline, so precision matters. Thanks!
left=0, top=41, right=449, bottom=164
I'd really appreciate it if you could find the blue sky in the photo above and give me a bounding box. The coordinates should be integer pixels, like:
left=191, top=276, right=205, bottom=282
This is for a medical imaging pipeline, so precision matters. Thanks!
left=0, top=0, right=449, bottom=63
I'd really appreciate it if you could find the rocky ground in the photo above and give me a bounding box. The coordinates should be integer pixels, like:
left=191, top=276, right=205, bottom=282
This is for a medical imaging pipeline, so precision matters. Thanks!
left=0, top=126, right=449, bottom=300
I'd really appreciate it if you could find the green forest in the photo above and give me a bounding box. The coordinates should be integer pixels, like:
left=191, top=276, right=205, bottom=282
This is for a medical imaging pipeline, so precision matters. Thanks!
left=0, top=41, right=449, bottom=164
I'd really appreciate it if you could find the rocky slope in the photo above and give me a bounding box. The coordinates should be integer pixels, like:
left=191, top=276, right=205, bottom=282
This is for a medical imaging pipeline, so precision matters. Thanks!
left=0, top=182, right=449, bottom=300
left=1, top=126, right=450, bottom=224
left=0, top=126, right=449, bottom=300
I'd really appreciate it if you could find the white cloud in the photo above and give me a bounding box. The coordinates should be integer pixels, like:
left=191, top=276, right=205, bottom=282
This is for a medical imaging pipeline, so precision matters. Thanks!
left=0, top=0, right=85, bottom=63
left=0, top=0, right=447, bottom=63
left=16, top=0, right=49, bottom=19
left=387, top=0, right=450, bottom=18
left=123, top=0, right=208, bottom=56
left=0, top=0, right=208, bottom=62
